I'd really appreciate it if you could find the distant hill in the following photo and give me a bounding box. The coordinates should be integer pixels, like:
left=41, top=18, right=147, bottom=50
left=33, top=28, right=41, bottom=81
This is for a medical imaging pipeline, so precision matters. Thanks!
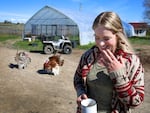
left=0, top=22, right=24, bottom=35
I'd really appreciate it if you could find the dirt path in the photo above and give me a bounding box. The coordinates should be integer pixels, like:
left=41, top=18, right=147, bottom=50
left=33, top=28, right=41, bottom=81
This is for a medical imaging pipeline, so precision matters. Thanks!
left=0, top=46, right=150, bottom=113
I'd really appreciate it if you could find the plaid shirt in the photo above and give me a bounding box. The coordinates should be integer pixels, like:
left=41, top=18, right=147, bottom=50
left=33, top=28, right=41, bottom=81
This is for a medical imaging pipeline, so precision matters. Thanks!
left=74, top=46, right=144, bottom=113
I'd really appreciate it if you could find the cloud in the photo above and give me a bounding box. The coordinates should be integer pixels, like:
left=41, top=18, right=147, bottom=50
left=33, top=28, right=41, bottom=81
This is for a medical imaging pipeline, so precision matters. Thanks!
left=10, top=18, right=27, bottom=23
left=0, top=11, right=29, bottom=23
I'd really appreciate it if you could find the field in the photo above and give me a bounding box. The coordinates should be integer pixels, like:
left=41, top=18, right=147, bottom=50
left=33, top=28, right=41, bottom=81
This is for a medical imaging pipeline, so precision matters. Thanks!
left=0, top=23, right=23, bottom=35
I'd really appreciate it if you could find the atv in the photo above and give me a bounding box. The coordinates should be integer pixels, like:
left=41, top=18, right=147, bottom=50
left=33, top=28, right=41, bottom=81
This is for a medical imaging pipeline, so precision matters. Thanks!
left=42, top=35, right=72, bottom=54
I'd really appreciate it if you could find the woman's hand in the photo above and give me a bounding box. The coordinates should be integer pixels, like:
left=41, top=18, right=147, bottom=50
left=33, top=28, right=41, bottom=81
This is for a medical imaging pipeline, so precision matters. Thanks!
left=99, top=49, right=125, bottom=72
left=77, top=94, right=88, bottom=106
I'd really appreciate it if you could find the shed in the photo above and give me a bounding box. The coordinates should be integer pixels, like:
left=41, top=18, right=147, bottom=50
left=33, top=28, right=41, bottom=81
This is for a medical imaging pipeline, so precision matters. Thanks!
left=129, top=22, right=147, bottom=37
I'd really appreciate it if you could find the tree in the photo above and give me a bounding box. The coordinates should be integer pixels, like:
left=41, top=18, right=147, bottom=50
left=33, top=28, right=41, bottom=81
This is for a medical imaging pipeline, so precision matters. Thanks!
left=4, top=20, right=12, bottom=24
left=143, top=0, right=150, bottom=24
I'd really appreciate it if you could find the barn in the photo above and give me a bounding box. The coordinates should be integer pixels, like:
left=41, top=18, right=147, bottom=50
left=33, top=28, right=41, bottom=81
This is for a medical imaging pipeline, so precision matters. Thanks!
left=129, top=22, right=147, bottom=37
left=23, top=5, right=135, bottom=45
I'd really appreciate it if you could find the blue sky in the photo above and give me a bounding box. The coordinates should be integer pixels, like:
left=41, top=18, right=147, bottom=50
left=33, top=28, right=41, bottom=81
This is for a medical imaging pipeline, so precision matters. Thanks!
left=0, top=0, right=145, bottom=24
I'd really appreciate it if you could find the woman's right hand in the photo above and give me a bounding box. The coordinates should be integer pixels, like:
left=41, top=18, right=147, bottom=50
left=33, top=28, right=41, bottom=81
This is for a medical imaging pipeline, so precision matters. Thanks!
left=77, top=94, right=88, bottom=106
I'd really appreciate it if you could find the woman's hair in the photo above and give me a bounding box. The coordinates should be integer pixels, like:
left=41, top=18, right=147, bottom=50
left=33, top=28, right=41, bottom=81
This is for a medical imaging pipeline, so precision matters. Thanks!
left=92, top=11, right=134, bottom=54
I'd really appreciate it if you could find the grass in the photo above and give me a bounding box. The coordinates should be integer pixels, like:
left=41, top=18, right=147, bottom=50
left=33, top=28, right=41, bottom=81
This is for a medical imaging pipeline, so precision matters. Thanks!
left=0, top=23, right=23, bottom=35
left=0, top=34, right=20, bottom=42
left=77, top=36, right=150, bottom=50
left=129, top=36, right=150, bottom=45
left=13, top=39, right=43, bottom=51
left=0, top=34, right=150, bottom=51
left=0, top=34, right=43, bottom=52
left=77, top=42, right=95, bottom=50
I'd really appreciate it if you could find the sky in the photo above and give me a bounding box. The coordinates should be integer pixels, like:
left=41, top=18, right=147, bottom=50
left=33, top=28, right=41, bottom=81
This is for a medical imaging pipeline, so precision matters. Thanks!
left=0, top=0, right=145, bottom=24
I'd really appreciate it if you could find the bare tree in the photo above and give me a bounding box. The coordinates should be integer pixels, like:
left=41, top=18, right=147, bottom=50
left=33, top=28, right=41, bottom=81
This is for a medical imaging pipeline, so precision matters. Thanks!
left=143, top=0, right=150, bottom=24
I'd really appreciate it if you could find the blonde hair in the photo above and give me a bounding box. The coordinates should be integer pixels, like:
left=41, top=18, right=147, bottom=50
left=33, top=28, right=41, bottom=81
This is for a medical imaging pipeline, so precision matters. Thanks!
left=92, top=11, right=134, bottom=54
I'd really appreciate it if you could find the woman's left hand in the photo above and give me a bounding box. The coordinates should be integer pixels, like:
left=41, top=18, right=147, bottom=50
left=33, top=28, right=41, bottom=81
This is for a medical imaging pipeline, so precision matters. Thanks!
left=100, top=49, right=125, bottom=72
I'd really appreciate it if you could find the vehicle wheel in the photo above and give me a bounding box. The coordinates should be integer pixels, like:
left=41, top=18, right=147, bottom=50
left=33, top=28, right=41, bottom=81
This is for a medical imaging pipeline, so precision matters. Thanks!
left=63, top=45, right=72, bottom=54
left=44, top=45, right=54, bottom=54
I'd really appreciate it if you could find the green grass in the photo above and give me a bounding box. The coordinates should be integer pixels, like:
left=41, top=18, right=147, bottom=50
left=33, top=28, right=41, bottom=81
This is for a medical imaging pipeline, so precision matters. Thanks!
left=77, top=42, right=95, bottom=50
left=129, top=36, right=150, bottom=45
left=0, top=34, right=150, bottom=51
left=77, top=36, right=150, bottom=50
left=13, top=39, right=43, bottom=51
left=0, top=34, right=43, bottom=51
left=0, top=34, right=20, bottom=42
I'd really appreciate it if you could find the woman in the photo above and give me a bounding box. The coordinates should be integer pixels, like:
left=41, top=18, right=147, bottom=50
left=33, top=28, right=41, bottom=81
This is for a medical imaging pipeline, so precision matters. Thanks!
left=73, top=11, right=144, bottom=113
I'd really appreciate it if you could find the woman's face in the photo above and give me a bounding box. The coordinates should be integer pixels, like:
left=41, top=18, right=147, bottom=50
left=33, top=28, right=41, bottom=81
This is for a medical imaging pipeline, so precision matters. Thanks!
left=94, top=25, right=118, bottom=53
